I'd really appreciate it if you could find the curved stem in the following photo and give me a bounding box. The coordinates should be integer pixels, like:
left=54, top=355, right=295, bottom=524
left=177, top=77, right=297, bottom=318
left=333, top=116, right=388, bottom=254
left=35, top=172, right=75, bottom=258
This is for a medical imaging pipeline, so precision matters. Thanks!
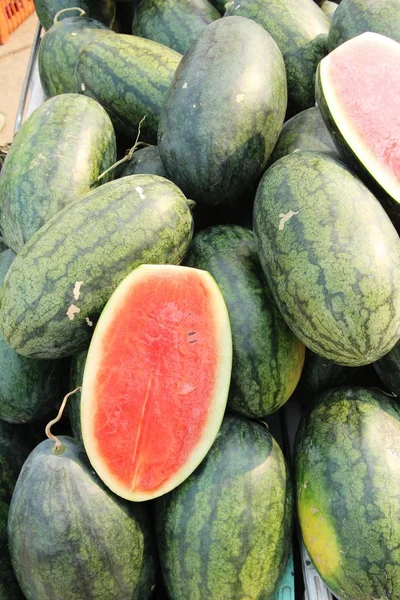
left=45, top=387, right=82, bottom=452
left=53, top=7, right=86, bottom=24
left=96, top=115, right=147, bottom=183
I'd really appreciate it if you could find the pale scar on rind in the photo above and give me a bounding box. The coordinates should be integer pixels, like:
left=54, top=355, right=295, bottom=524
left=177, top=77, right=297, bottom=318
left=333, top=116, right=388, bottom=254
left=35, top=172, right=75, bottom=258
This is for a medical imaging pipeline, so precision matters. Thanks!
left=73, top=281, right=83, bottom=300
left=279, top=210, right=299, bottom=231
left=67, top=305, right=80, bottom=320
left=182, top=82, right=188, bottom=89
left=236, top=93, right=245, bottom=103
left=81, top=83, right=85, bottom=91
left=135, top=186, right=146, bottom=200
left=85, top=317, right=93, bottom=327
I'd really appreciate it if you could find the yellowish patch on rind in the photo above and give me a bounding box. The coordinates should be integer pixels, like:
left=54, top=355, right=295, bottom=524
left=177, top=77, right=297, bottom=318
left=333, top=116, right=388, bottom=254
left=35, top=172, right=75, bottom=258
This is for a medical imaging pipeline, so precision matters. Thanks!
left=81, top=264, right=232, bottom=502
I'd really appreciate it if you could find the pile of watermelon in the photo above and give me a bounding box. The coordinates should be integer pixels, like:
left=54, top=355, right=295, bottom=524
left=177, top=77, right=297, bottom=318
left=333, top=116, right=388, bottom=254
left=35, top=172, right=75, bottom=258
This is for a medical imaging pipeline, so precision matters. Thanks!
left=0, top=0, right=400, bottom=598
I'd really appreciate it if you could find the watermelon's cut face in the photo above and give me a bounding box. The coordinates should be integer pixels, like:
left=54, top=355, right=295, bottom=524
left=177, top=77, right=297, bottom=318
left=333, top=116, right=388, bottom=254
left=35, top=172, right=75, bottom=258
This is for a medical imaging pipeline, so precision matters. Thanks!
left=319, top=32, right=400, bottom=204
left=81, top=264, right=232, bottom=501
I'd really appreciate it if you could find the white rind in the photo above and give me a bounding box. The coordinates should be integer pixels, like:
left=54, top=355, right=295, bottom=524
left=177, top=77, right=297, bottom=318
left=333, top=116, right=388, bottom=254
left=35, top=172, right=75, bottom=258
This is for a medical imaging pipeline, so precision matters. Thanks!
left=81, top=263, right=232, bottom=502
left=321, top=31, right=400, bottom=205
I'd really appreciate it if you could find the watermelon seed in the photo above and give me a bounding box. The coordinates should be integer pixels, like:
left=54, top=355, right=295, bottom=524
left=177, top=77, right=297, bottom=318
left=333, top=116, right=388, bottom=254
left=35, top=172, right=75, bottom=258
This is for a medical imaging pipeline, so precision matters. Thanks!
left=45, top=387, right=82, bottom=453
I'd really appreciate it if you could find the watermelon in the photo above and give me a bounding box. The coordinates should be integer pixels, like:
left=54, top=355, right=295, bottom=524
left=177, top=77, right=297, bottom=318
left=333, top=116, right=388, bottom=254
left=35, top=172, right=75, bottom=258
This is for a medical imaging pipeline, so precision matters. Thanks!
left=253, top=151, right=400, bottom=367
left=132, top=0, right=221, bottom=55
left=320, top=0, right=338, bottom=18
left=0, top=94, right=116, bottom=253
left=75, top=34, right=182, bottom=142
left=0, top=250, right=68, bottom=423
left=158, top=16, right=287, bottom=205
left=69, top=349, right=87, bottom=441
left=185, top=225, right=305, bottom=417
left=224, top=0, right=330, bottom=110
left=38, top=13, right=114, bottom=97
left=34, top=0, right=115, bottom=30
left=328, top=0, right=400, bottom=51
left=295, top=386, right=400, bottom=600
left=0, top=175, right=194, bottom=359
left=81, top=264, right=232, bottom=501
left=0, top=500, right=24, bottom=599
left=117, top=145, right=168, bottom=179
left=269, top=106, right=340, bottom=165
left=374, top=340, right=400, bottom=397
left=316, top=32, right=400, bottom=229
left=155, top=414, right=293, bottom=600
left=8, top=436, right=157, bottom=600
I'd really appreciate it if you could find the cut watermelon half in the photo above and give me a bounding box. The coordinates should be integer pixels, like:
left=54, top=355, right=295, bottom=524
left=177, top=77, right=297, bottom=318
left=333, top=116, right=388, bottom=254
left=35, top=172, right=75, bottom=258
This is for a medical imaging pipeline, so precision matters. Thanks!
left=81, top=264, right=232, bottom=501
left=316, top=32, right=400, bottom=211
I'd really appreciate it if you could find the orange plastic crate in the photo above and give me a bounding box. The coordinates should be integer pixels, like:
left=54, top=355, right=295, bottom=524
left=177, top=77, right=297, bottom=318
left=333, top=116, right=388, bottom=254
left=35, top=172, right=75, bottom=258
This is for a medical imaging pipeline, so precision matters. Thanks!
left=0, top=0, right=34, bottom=44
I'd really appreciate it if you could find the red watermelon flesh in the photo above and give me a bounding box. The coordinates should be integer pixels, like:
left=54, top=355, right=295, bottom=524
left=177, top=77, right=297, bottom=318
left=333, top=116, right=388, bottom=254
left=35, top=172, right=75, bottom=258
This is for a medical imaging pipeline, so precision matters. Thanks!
left=319, top=32, right=400, bottom=203
left=81, top=264, right=232, bottom=501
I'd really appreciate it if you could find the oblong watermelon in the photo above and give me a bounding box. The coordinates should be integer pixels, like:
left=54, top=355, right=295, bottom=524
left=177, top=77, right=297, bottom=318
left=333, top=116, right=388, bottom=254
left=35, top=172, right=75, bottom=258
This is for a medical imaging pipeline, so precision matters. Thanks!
left=295, top=387, right=400, bottom=600
left=185, top=225, right=305, bottom=417
left=8, top=436, right=157, bottom=600
left=0, top=94, right=116, bottom=253
left=316, top=32, right=400, bottom=228
left=81, top=264, right=232, bottom=501
left=253, top=151, right=400, bottom=366
left=0, top=175, right=194, bottom=359
left=155, top=415, right=293, bottom=600
left=158, top=15, right=287, bottom=205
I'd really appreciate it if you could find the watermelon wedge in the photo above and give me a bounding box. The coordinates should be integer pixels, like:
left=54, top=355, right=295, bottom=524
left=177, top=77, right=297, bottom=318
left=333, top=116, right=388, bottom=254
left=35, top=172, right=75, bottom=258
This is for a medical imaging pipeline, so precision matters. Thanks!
left=316, top=32, right=400, bottom=224
left=81, top=264, right=232, bottom=501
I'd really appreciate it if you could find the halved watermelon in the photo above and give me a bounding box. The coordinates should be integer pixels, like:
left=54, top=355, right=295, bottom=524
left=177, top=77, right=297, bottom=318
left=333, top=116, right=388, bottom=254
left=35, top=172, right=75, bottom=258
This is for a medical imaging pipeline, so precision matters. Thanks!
left=81, top=264, right=232, bottom=501
left=316, top=32, right=400, bottom=224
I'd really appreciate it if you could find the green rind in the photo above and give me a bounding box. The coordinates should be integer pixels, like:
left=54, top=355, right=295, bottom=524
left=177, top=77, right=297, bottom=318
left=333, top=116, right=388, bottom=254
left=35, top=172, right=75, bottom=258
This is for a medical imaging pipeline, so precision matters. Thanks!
left=33, top=0, right=115, bottom=30
left=253, top=151, right=400, bottom=366
left=117, top=145, right=168, bottom=179
left=0, top=420, right=32, bottom=503
left=224, top=0, right=330, bottom=109
left=185, top=225, right=305, bottom=417
left=0, top=94, right=117, bottom=253
left=374, top=340, right=400, bottom=397
left=75, top=34, right=182, bottom=142
left=158, top=16, right=287, bottom=205
left=315, top=62, right=400, bottom=231
left=0, top=249, right=68, bottom=423
left=0, top=175, right=194, bottom=359
left=295, top=387, right=400, bottom=600
left=328, top=0, right=400, bottom=51
left=269, top=106, right=340, bottom=166
left=0, top=500, right=25, bottom=599
left=155, top=415, right=293, bottom=600
left=69, top=349, right=87, bottom=441
left=38, top=16, right=114, bottom=97
left=8, top=436, right=157, bottom=600
left=132, top=0, right=220, bottom=55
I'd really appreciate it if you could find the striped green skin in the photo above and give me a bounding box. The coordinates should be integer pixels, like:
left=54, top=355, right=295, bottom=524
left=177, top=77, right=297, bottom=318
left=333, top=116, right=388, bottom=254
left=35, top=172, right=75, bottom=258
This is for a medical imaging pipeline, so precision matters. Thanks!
left=374, top=340, right=400, bottom=397
left=269, top=107, right=340, bottom=166
left=38, top=16, right=114, bottom=98
left=253, top=151, right=400, bottom=367
left=8, top=436, right=157, bottom=600
left=185, top=225, right=305, bottom=417
left=69, top=349, right=87, bottom=441
left=0, top=175, right=194, bottom=360
left=132, top=0, right=220, bottom=55
left=33, top=0, right=115, bottom=30
left=158, top=16, right=287, bottom=205
left=0, top=501, right=25, bottom=599
left=0, top=94, right=117, bottom=253
left=117, top=145, right=168, bottom=179
left=155, top=415, right=293, bottom=600
left=224, top=0, right=330, bottom=109
left=295, top=387, right=400, bottom=600
left=0, top=249, right=68, bottom=423
left=315, top=61, right=400, bottom=232
left=75, top=34, right=182, bottom=142
left=298, top=350, right=381, bottom=407
left=328, top=0, right=400, bottom=51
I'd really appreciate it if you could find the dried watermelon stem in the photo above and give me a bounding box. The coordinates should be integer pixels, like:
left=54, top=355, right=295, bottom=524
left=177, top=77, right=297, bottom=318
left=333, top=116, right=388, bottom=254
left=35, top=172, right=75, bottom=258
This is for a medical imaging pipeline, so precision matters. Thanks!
left=45, top=387, right=82, bottom=453
left=96, top=115, right=148, bottom=183
left=53, top=7, right=86, bottom=24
